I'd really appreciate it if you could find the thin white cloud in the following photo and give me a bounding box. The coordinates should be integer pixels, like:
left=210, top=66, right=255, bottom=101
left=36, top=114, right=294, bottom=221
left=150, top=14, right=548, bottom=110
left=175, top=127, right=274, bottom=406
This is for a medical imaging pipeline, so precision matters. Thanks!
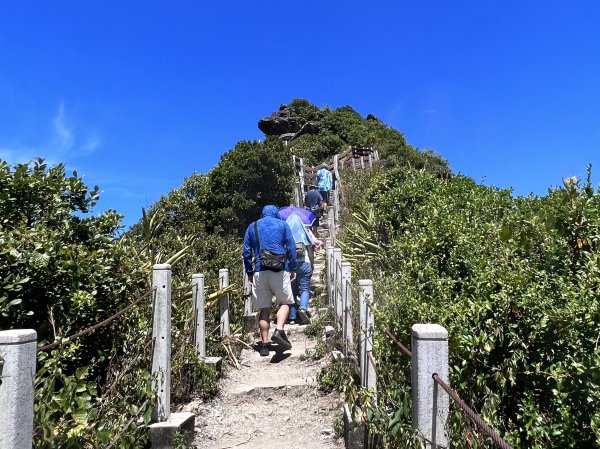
left=0, top=102, right=101, bottom=165
left=52, top=102, right=74, bottom=151
left=422, top=109, right=439, bottom=114
left=81, top=136, right=102, bottom=155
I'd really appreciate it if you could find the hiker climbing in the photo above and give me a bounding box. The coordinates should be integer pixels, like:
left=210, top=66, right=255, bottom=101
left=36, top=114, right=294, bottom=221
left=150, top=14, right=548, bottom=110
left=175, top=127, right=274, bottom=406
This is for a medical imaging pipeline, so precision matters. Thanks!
left=285, top=214, right=318, bottom=325
left=242, top=205, right=297, bottom=356
left=316, top=163, right=333, bottom=212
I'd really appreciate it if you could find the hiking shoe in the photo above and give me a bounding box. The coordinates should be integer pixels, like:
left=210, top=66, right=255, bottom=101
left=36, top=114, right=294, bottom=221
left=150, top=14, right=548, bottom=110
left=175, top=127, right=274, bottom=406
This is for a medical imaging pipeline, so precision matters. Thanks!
left=298, top=309, right=311, bottom=325
left=257, top=342, right=270, bottom=357
left=271, top=329, right=292, bottom=350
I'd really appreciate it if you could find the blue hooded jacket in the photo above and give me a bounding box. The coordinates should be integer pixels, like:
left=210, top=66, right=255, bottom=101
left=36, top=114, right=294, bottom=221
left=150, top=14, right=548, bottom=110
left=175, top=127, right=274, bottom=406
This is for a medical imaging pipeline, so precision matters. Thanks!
left=243, top=205, right=297, bottom=275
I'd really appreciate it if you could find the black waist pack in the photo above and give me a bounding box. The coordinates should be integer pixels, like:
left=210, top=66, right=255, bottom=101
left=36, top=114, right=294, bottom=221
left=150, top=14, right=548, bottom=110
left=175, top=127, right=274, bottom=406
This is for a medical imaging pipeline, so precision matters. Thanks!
left=254, top=222, right=286, bottom=272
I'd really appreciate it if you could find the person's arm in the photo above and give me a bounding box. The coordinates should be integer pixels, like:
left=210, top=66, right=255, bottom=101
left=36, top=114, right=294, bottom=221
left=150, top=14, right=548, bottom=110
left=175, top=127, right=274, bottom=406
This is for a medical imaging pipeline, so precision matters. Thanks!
left=283, top=223, right=297, bottom=281
left=307, top=245, right=315, bottom=268
left=242, top=224, right=254, bottom=283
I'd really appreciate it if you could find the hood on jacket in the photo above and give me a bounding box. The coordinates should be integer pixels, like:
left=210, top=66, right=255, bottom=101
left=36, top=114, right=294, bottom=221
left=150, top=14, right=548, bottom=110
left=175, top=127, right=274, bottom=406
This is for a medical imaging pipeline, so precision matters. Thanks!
left=261, top=205, right=281, bottom=219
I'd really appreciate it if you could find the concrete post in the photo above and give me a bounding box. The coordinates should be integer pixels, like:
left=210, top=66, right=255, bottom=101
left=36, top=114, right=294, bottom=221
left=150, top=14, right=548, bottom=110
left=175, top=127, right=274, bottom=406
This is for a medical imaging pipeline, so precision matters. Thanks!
left=360, top=156, right=365, bottom=169
left=411, top=324, right=449, bottom=449
left=0, top=329, right=36, bottom=449
left=152, top=264, right=171, bottom=422
left=328, top=212, right=335, bottom=244
left=333, top=248, right=342, bottom=328
left=299, top=157, right=305, bottom=199
left=341, top=262, right=352, bottom=357
left=242, top=262, right=257, bottom=333
left=192, top=274, right=205, bottom=358
left=359, top=280, right=375, bottom=391
left=219, top=269, right=230, bottom=337
left=325, top=238, right=333, bottom=305
left=334, top=188, right=340, bottom=223
left=368, top=153, right=373, bottom=168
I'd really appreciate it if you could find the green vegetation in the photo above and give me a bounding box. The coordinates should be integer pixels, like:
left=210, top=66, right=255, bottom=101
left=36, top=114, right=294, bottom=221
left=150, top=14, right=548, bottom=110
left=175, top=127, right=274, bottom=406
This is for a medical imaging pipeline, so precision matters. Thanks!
left=0, top=133, right=297, bottom=447
left=285, top=100, right=450, bottom=176
left=336, top=164, right=600, bottom=448
left=7, top=98, right=586, bottom=448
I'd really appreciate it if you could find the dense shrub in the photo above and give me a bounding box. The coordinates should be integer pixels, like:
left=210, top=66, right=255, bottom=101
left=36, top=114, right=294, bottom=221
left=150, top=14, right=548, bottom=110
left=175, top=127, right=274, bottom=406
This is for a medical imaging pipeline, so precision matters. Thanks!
left=339, top=166, right=600, bottom=448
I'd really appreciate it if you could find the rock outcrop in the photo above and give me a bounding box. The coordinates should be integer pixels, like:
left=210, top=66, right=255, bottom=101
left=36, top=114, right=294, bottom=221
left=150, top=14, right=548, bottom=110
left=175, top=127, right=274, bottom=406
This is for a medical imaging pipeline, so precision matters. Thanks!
left=258, top=104, right=303, bottom=136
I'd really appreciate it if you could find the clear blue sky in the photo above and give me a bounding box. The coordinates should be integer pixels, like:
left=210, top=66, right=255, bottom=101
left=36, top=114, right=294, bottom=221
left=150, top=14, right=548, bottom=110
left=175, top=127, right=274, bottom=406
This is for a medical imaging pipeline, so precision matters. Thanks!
left=1, top=1, right=599, bottom=228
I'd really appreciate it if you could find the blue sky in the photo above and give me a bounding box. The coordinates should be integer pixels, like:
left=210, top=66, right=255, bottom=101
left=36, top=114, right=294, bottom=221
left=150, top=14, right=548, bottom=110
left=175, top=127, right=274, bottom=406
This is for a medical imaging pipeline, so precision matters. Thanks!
left=1, top=1, right=599, bottom=228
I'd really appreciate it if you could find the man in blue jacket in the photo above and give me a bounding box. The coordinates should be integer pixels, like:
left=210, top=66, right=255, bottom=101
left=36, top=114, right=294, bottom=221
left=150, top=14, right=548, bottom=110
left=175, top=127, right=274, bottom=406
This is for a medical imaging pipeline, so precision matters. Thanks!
left=243, top=205, right=297, bottom=356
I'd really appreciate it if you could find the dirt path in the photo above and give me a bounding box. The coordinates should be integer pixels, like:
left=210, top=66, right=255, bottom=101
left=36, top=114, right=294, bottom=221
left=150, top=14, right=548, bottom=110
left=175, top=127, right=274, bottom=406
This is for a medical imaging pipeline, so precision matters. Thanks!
left=183, top=214, right=343, bottom=449
left=186, top=325, right=343, bottom=449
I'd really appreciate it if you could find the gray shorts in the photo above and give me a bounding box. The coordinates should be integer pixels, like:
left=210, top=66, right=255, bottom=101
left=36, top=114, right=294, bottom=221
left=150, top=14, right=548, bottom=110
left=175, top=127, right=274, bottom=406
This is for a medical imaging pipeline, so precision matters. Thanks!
left=252, top=270, right=294, bottom=309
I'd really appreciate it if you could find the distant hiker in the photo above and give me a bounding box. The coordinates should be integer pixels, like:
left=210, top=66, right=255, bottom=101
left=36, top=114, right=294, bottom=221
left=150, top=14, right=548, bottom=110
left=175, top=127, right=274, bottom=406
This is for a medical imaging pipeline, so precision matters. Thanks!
left=304, top=184, right=324, bottom=234
left=316, top=163, right=333, bottom=211
left=243, top=205, right=297, bottom=356
left=285, top=214, right=316, bottom=325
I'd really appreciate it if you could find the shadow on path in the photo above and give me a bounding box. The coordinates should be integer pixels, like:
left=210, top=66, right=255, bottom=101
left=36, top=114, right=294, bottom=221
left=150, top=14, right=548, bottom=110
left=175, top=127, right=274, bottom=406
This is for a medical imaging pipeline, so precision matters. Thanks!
left=269, top=349, right=291, bottom=363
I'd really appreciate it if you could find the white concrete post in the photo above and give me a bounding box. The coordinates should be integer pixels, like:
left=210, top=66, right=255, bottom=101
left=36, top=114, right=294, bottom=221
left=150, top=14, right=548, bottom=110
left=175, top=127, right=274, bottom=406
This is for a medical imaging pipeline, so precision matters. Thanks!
left=360, top=156, right=365, bottom=169
left=0, top=329, right=37, bottom=449
left=328, top=212, right=335, bottom=244
left=411, top=324, right=449, bottom=449
left=243, top=268, right=253, bottom=317
left=359, top=280, right=375, bottom=391
left=152, top=264, right=171, bottom=422
left=335, top=188, right=340, bottom=222
left=369, top=153, right=373, bottom=167
left=341, top=262, right=352, bottom=357
left=192, top=274, right=205, bottom=358
left=219, top=268, right=231, bottom=337
left=325, top=238, right=333, bottom=305
left=333, top=248, right=342, bottom=328
left=299, top=157, right=305, bottom=198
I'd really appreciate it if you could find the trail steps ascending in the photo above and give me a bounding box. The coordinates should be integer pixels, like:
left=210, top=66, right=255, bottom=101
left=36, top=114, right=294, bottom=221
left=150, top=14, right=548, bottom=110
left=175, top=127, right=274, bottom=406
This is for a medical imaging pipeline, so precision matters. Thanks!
left=187, top=216, right=343, bottom=449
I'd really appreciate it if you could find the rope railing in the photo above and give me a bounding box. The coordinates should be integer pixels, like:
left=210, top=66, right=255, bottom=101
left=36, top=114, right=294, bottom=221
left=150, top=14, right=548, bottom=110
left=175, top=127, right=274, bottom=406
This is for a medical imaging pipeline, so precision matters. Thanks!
left=5, top=262, right=235, bottom=447
left=171, top=284, right=194, bottom=295
left=432, top=374, right=513, bottom=449
left=101, top=335, right=155, bottom=401
left=383, top=329, right=512, bottom=448
left=105, top=398, right=151, bottom=449
left=37, top=287, right=157, bottom=353
left=384, top=328, right=413, bottom=359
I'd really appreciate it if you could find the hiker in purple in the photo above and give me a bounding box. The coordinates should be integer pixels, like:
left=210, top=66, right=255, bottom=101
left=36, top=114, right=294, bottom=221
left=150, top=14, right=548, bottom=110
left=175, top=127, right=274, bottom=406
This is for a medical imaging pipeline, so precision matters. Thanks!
left=243, top=205, right=297, bottom=356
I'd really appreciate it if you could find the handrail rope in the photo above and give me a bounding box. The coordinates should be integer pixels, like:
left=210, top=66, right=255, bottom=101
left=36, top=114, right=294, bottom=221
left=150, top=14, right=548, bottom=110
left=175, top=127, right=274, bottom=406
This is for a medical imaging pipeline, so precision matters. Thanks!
left=384, top=328, right=413, bottom=359
left=171, top=284, right=194, bottom=294
left=382, top=329, right=511, bottom=448
left=37, top=287, right=157, bottom=353
left=432, top=374, right=513, bottom=449
left=105, top=398, right=150, bottom=449
left=367, top=350, right=377, bottom=375
left=101, top=335, right=155, bottom=400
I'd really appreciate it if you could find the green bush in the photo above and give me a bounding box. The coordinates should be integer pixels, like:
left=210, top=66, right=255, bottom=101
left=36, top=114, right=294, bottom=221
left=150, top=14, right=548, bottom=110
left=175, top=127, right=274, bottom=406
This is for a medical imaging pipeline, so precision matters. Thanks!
left=339, top=166, right=600, bottom=448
